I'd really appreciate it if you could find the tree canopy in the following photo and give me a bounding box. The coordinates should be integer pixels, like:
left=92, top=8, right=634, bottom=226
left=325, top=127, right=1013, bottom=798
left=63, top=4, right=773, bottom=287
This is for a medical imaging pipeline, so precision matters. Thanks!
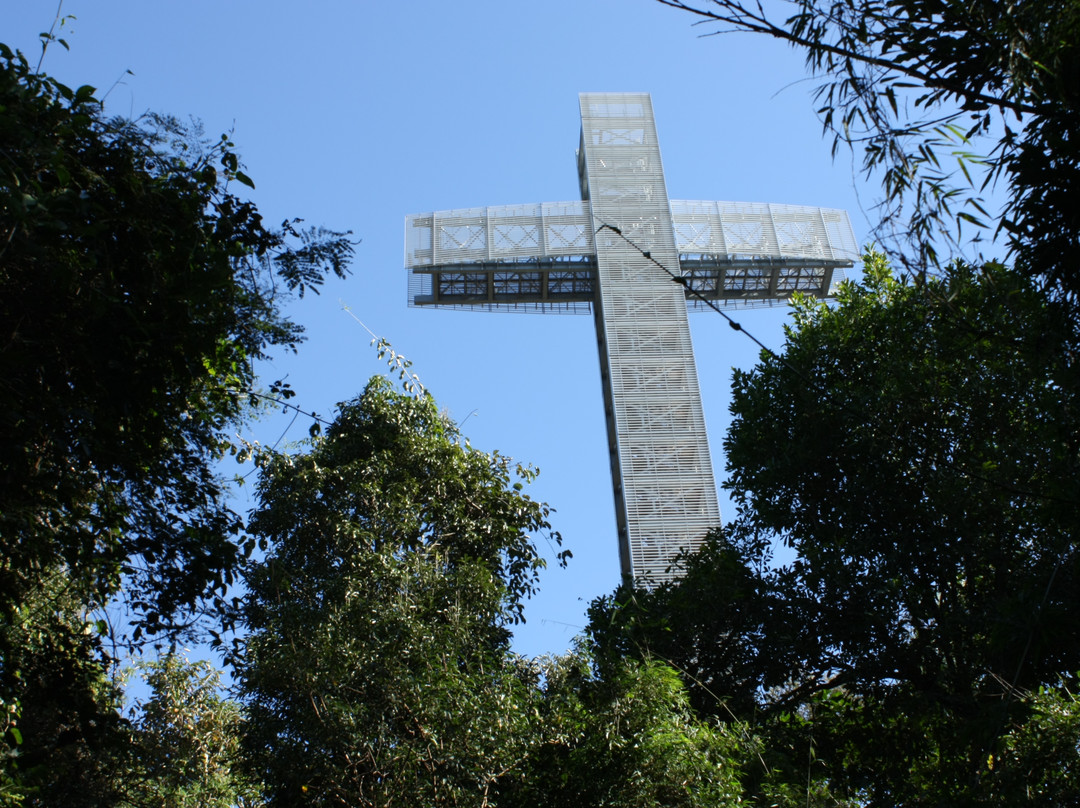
left=6, top=1, right=1080, bottom=803
left=0, top=43, right=352, bottom=636
left=631, top=3, right=1080, bottom=799
left=0, top=43, right=351, bottom=800
left=725, top=254, right=1079, bottom=699
left=513, top=652, right=747, bottom=808
left=658, top=0, right=1080, bottom=300
left=235, top=375, right=757, bottom=806
left=236, top=376, right=564, bottom=805
left=590, top=252, right=1080, bottom=804
left=121, top=655, right=262, bottom=808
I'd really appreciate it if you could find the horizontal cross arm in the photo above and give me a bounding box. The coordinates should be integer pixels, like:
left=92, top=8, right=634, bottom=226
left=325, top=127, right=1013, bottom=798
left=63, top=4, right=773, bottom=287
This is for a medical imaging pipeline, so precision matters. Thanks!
left=671, top=201, right=858, bottom=308
left=670, top=200, right=859, bottom=264
left=404, top=200, right=859, bottom=313
left=405, top=202, right=594, bottom=268
left=409, top=256, right=598, bottom=313
left=406, top=199, right=857, bottom=268
left=405, top=202, right=597, bottom=314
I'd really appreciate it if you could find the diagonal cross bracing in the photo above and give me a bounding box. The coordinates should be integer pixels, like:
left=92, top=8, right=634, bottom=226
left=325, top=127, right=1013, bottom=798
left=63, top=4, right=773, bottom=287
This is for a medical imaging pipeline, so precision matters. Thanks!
left=404, top=93, right=857, bottom=585
left=579, top=93, right=716, bottom=583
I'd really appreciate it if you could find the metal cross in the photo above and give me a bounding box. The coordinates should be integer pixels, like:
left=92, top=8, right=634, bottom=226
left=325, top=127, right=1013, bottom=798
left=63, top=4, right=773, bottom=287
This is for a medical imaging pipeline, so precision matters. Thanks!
left=405, top=93, right=856, bottom=584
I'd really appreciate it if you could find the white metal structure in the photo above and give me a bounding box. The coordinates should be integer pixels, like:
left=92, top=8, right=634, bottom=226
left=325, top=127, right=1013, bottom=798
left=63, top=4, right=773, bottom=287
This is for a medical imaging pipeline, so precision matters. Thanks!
left=405, top=93, right=857, bottom=585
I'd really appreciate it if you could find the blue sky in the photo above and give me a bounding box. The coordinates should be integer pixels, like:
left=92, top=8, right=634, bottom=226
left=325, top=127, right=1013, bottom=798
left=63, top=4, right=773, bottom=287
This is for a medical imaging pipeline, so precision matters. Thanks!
left=7, top=0, right=868, bottom=658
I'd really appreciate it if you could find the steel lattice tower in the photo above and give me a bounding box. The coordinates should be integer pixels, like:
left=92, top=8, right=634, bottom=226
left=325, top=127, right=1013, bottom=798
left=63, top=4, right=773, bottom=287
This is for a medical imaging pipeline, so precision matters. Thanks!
left=405, top=93, right=856, bottom=584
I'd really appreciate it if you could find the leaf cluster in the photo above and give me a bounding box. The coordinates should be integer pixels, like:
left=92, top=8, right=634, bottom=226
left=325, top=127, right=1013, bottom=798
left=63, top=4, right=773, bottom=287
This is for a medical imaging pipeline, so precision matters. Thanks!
left=508, top=652, right=747, bottom=808
left=0, top=43, right=353, bottom=639
left=590, top=252, right=1080, bottom=804
left=119, top=655, right=262, bottom=808
left=0, top=572, right=129, bottom=807
left=657, top=0, right=1080, bottom=301
left=236, top=377, right=565, bottom=805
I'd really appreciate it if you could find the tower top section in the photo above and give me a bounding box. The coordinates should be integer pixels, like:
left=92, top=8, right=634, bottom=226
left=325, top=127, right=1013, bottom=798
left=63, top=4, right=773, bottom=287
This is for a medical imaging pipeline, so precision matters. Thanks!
left=402, top=92, right=859, bottom=583
left=404, top=93, right=856, bottom=316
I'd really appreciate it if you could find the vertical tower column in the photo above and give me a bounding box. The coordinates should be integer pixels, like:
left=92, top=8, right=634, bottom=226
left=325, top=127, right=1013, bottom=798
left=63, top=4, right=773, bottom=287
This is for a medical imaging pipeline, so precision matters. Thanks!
left=578, top=93, right=720, bottom=582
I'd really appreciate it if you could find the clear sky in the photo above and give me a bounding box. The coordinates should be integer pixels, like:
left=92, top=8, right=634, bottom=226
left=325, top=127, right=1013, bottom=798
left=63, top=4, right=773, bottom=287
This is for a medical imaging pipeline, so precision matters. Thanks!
left=7, top=0, right=867, bottom=658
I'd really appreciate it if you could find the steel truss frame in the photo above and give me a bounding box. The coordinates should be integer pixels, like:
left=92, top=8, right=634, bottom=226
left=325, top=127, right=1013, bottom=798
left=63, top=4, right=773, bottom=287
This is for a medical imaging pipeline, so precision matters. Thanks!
left=404, top=93, right=857, bottom=584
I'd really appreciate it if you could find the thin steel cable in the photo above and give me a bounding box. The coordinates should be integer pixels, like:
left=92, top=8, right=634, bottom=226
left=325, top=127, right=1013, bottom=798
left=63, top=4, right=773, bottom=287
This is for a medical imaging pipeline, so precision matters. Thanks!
left=599, top=221, right=1078, bottom=507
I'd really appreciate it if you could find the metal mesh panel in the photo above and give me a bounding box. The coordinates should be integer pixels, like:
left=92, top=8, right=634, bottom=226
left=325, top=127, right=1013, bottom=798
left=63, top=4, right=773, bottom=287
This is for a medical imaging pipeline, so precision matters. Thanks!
left=671, top=200, right=856, bottom=309
left=405, top=198, right=855, bottom=314
left=580, top=92, right=720, bottom=585
left=670, top=200, right=857, bottom=259
left=402, top=92, right=859, bottom=585
left=406, top=204, right=597, bottom=313
left=406, top=256, right=597, bottom=313
left=406, top=203, right=594, bottom=267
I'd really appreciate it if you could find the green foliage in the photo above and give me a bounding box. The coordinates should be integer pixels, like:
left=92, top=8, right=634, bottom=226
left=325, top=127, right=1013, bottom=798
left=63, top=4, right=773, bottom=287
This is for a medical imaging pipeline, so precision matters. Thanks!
left=121, top=655, right=263, bottom=808
left=0, top=42, right=352, bottom=801
left=235, top=375, right=762, bottom=806
left=597, top=251, right=1080, bottom=804
left=647, top=2, right=1080, bottom=799
left=985, top=683, right=1080, bottom=803
left=784, top=258, right=1080, bottom=803
left=0, top=43, right=353, bottom=640
left=510, top=652, right=747, bottom=808
left=587, top=531, right=783, bottom=720
left=0, top=573, right=128, bottom=808
left=236, top=376, right=564, bottom=806
left=657, top=0, right=1080, bottom=299
left=726, top=252, right=1079, bottom=704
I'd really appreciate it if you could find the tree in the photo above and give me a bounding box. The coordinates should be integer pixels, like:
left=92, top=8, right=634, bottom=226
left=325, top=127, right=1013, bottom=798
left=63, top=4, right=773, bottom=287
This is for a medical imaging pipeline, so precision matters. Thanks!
left=597, top=253, right=1080, bottom=804
left=656, top=0, right=1080, bottom=301
left=727, top=254, right=1079, bottom=803
left=236, top=376, right=566, bottom=806
left=725, top=253, right=1079, bottom=700
left=587, top=533, right=782, bottom=719
left=982, top=682, right=1080, bottom=804
left=235, top=373, right=778, bottom=806
left=1, top=43, right=352, bottom=798
left=586, top=544, right=853, bottom=807
left=121, top=655, right=263, bottom=808
left=644, top=4, right=1080, bottom=801
left=0, top=43, right=352, bottom=638
left=507, top=652, right=748, bottom=808
left=0, top=572, right=128, bottom=808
